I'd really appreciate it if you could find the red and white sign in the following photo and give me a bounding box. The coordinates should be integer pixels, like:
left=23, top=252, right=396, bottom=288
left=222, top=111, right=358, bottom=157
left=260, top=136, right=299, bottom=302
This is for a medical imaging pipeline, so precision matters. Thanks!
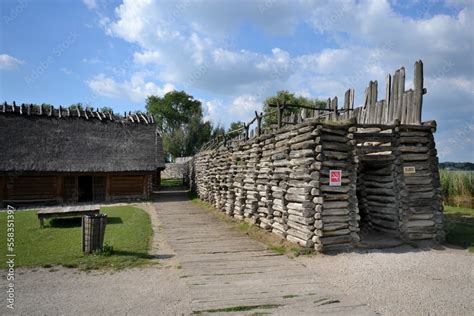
left=329, top=170, right=342, bottom=186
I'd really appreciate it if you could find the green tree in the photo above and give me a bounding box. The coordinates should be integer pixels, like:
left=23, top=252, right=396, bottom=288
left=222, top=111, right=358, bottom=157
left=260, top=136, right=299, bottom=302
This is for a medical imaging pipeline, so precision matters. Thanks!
left=227, top=121, right=245, bottom=138
left=262, top=91, right=326, bottom=127
left=100, top=107, right=113, bottom=114
left=146, top=91, right=212, bottom=159
left=69, top=103, right=84, bottom=111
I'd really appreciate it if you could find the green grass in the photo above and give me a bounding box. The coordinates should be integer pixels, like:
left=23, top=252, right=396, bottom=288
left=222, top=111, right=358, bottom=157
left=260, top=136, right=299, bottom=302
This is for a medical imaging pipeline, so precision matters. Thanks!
left=161, top=178, right=184, bottom=187
left=0, top=205, right=154, bottom=270
left=444, top=205, right=474, bottom=252
left=440, top=170, right=473, bottom=208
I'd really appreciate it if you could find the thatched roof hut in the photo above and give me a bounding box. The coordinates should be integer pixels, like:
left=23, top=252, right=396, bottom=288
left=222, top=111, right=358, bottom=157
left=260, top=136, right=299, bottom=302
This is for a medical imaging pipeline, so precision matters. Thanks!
left=0, top=103, right=165, bottom=206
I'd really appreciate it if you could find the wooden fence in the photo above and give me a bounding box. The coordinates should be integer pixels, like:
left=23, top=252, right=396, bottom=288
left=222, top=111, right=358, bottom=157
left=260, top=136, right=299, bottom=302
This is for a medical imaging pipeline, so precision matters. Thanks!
left=202, top=60, right=426, bottom=150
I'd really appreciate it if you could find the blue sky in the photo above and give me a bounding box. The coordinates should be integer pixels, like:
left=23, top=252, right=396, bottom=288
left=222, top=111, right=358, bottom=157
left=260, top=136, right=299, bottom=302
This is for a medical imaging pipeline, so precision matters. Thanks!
left=0, top=0, right=473, bottom=161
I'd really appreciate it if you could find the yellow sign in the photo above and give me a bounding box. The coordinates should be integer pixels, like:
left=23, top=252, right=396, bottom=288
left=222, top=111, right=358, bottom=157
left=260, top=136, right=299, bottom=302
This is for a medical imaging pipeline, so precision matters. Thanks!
left=404, top=166, right=416, bottom=174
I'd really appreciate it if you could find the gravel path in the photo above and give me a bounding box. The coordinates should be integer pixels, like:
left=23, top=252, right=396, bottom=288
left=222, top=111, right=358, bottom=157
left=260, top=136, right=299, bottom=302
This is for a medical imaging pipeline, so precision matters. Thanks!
left=1, top=191, right=472, bottom=315
left=298, top=246, right=474, bottom=315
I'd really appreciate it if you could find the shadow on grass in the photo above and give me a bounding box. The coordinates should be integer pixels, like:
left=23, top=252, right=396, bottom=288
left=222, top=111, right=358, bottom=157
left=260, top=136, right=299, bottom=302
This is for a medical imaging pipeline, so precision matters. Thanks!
left=111, top=250, right=174, bottom=260
left=444, top=213, right=474, bottom=251
left=49, top=216, right=123, bottom=228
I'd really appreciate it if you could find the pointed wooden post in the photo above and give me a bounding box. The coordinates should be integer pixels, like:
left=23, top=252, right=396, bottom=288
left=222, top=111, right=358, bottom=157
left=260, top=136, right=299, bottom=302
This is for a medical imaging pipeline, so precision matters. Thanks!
left=331, top=97, right=338, bottom=120
left=276, top=101, right=282, bottom=128
left=413, top=60, right=424, bottom=124
left=255, top=111, right=262, bottom=137
left=396, top=67, right=405, bottom=121
left=244, top=123, right=249, bottom=140
left=384, top=74, right=391, bottom=124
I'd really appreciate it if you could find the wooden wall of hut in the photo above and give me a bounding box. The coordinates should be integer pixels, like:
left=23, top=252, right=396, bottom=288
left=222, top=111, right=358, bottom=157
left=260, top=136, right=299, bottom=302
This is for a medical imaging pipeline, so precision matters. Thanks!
left=0, top=173, right=153, bottom=207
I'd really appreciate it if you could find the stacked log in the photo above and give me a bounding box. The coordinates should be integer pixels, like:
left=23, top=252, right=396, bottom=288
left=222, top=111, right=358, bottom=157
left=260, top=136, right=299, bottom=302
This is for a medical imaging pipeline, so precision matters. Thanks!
left=257, top=135, right=274, bottom=230
left=315, top=123, right=356, bottom=252
left=270, top=128, right=293, bottom=238
left=358, top=154, right=399, bottom=236
left=233, top=143, right=246, bottom=220
left=224, top=145, right=238, bottom=215
left=216, top=148, right=231, bottom=210
left=188, top=117, right=443, bottom=252
left=243, top=140, right=260, bottom=223
left=285, top=122, right=318, bottom=248
left=398, top=123, right=444, bottom=241
left=208, top=150, right=219, bottom=206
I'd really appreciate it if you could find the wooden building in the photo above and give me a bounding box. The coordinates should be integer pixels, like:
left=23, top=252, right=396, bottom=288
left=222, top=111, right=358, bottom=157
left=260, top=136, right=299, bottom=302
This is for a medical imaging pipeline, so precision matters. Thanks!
left=0, top=104, right=165, bottom=207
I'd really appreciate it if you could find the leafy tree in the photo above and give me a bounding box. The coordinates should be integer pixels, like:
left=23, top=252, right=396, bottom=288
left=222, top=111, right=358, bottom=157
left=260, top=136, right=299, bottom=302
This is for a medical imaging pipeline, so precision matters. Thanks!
left=100, top=107, right=113, bottom=114
left=262, top=91, right=326, bottom=127
left=69, top=103, right=84, bottom=111
left=227, top=121, right=245, bottom=138
left=212, top=124, right=225, bottom=138
left=146, top=91, right=212, bottom=159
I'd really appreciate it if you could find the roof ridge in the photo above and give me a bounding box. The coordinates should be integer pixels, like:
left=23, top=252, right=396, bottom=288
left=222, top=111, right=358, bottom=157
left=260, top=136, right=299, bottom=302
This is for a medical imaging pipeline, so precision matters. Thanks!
left=1, top=102, right=155, bottom=125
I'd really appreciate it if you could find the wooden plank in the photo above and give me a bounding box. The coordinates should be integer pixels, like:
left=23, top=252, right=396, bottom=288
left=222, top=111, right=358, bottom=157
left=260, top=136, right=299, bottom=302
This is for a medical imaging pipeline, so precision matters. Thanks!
left=382, top=74, right=392, bottom=124
left=370, top=81, right=378, bottom=124
left=401, top=92, right=408, bottom=124
left=7, top=176, right=57, bottom=200
left=396, top=67, right=406, bottom=121
left=331, top=97, right=338, bottom=120
left=56, top=176, right=64, bottom=204
left=0, top=176, right=6, bottom=204
left=390, top=70, right=399, bottom=123
left=406, top=89, right=415, bottom=124
left=413, top=60, right=423, bottom=124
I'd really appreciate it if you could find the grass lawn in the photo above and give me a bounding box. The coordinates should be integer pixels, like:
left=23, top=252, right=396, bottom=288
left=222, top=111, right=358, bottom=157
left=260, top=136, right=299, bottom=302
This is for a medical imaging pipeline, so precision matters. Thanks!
left=161, top=178, right=184, bottom=187
left=0, top=205, right=153, bottom=270
left=443, top=205, right=474, bottom=252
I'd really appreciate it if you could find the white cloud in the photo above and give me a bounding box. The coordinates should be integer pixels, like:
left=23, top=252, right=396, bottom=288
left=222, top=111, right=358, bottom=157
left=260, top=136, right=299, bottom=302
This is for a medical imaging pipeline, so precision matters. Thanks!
left=82, top=0, right=97, bottom=10
left=93, top=0, right=473, bottom=161
left=86, top=72, right=174, bottom=103
left=60, top=67, right=73, bottom=75
left=133, top=50, right=160, bottom=65
left=0, top=54, right=24, bottom=70
left=203, top=99, right=223, bottom=123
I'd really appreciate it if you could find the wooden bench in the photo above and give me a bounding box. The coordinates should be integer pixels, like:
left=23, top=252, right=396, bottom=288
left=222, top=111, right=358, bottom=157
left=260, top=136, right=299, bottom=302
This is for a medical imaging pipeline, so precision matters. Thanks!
left=37, top=204, right=101, bottom=228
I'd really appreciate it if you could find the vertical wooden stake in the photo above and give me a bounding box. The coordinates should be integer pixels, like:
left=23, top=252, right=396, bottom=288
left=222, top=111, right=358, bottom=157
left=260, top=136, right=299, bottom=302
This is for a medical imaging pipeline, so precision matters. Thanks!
left=413, top=60, right=424, bottom=124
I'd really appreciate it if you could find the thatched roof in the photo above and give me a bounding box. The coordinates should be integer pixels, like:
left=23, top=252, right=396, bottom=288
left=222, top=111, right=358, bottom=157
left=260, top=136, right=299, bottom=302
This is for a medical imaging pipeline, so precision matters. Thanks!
left=0, top=103, right=165, bottom=172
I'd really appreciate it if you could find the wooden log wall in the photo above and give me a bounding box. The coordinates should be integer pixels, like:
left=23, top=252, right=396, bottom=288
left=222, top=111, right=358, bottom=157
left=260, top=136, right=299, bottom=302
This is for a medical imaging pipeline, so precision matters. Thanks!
left=189, top=119, right=444, bottom=252
left=109, top=175, right=146, bottom=200
left=398, top=123, right=444, bottom=241
left=192, top=120, right=361, bottom=252
left=357, top=157, right=400, bottom=236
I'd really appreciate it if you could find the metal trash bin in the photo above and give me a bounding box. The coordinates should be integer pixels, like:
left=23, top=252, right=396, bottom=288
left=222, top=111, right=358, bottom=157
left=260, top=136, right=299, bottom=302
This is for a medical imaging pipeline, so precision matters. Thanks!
left=82, top=214, right=107, bottom=254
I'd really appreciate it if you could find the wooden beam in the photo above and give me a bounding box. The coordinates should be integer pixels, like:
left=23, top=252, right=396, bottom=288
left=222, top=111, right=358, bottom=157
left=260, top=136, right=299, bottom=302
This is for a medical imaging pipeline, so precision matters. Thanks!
left=105, top=175, right=111, bottom=202
left=413, top=60, right=423, bottom=124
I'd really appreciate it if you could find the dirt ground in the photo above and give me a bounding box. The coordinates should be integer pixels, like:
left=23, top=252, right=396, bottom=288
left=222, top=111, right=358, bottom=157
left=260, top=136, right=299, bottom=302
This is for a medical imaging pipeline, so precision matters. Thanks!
left=1, top=195, right=473, bottom=315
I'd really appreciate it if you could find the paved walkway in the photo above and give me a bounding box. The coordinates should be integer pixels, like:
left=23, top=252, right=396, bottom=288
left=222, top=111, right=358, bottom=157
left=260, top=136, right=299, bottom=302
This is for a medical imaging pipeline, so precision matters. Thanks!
left=153, top=188, right=374, bottom=315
